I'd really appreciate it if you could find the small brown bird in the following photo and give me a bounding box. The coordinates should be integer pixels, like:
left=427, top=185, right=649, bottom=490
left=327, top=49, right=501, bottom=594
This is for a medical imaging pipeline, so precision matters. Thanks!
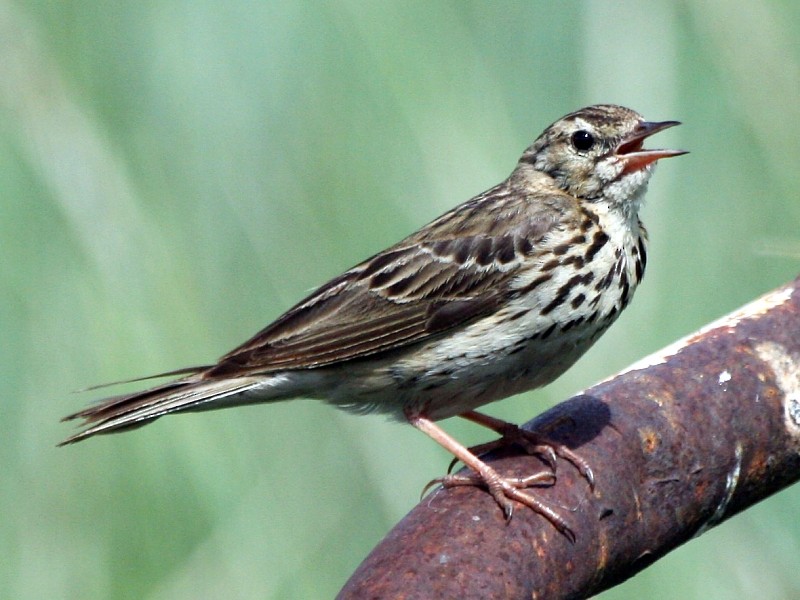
left=61, top=104, right=685, bottom=538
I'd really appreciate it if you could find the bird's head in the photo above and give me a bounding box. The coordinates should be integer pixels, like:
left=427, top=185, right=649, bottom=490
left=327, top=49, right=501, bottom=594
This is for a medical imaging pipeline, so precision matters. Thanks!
left=520, top=104, right=686, bottom=216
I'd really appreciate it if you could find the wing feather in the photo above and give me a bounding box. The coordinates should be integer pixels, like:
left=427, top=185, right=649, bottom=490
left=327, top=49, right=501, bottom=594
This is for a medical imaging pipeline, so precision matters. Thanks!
left=208, top=187, right=573, bottom=376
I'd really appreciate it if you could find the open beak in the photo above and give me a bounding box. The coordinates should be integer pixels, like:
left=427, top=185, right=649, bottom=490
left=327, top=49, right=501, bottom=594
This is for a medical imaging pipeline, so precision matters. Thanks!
left=616, top=120, right=687, bottom=173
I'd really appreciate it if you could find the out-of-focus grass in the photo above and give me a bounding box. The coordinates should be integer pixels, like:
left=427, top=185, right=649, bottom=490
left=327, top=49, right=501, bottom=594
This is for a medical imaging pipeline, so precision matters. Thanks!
left=2, top=1, right=799, bottom=598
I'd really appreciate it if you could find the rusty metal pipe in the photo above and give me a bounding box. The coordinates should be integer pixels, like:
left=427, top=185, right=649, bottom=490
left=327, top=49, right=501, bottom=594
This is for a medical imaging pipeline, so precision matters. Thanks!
left=339, top=275, right=800, bottom=599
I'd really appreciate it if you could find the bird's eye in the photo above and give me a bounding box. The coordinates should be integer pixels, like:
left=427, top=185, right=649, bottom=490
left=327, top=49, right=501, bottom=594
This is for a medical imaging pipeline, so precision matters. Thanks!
left=571, top=130, right=595, bottom=152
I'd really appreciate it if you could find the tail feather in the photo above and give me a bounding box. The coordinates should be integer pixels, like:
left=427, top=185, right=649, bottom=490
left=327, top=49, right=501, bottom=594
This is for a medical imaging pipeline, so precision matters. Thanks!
left=74, top=365, right=213, bottom=393
left=60, top=374, right=263, bottom=445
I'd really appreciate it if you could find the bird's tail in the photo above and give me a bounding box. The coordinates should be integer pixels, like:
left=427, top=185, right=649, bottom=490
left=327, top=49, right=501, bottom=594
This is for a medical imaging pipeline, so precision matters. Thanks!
left=59, top=368, right=265, bottom=445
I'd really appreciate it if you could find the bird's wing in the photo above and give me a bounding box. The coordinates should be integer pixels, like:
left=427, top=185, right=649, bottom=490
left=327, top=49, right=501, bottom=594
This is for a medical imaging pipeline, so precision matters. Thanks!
left=59, top=185, right=576, bottom=443
left=208, top=187, right=570, bottom=376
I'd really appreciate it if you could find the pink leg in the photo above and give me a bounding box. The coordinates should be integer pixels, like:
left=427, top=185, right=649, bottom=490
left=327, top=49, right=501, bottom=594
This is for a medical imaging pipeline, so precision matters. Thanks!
left=409, top=414, right=574, bottom=542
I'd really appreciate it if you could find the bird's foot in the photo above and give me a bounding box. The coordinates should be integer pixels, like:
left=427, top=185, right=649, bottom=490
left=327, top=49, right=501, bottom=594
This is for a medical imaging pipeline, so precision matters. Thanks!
left=424, top=461, right=573, bottom=543
left=410, top=414, right=575, bottom=541
left=456, top=411, right=594, bottom=489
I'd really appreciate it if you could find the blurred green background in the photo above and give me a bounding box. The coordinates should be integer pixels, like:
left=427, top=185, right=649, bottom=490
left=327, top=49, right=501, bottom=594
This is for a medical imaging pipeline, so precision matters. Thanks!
left=3, top=1, right=800, bottom=598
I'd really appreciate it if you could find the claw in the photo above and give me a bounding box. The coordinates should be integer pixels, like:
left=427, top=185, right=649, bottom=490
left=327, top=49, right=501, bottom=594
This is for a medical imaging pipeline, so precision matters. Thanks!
left=538, top=445, right=558, bottom=472
left=558, top=521, right=576, bottom=544
left=552, top=443, right=595, bottom=490
left=446, top=456, right=459, bottom=474
left=420, top=477, right=440, bottom=500
left=502, top=501, right=513, bottom=521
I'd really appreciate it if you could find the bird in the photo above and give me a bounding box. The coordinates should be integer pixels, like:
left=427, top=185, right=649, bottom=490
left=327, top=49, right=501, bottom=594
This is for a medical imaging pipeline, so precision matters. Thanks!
left=61, top=104, right=686, bottom=539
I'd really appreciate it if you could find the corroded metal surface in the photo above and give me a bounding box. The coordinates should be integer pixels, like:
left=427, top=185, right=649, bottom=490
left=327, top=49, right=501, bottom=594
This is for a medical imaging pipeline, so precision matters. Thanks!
left=338, top=276, right=800, bottom=599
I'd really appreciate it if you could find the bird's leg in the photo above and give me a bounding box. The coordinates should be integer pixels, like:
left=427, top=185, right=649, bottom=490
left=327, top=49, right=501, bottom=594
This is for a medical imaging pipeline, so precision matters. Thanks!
left=455, top=410, right=595, bottom=488
left=408, top=415, right=574, bottom=541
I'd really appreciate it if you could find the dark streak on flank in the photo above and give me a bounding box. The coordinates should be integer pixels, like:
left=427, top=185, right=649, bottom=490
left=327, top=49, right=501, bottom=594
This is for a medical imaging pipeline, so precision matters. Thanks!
left=541, top=258, right=560, bottom=272
left=560, top=316, right=585, bottom=332
left=595, top=268, right=615, bottom=291
left=561, top=254, right=585, bottom=269
left=571, top=233, right=587, bottom=245
left=636, top=237, right=647, bottom=282
left=507, top=343, right=527, bottom=356
left=540, top=323, right=558, bottom=340
left=579, top=208, right=600, bottom=233
left=620, top=272, right=631, bottom=308
left=541, top=271, right=595, bottom=315
left=584, top=230, right=610, bottom=262
left=518, top=273, right=553, bottom=295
